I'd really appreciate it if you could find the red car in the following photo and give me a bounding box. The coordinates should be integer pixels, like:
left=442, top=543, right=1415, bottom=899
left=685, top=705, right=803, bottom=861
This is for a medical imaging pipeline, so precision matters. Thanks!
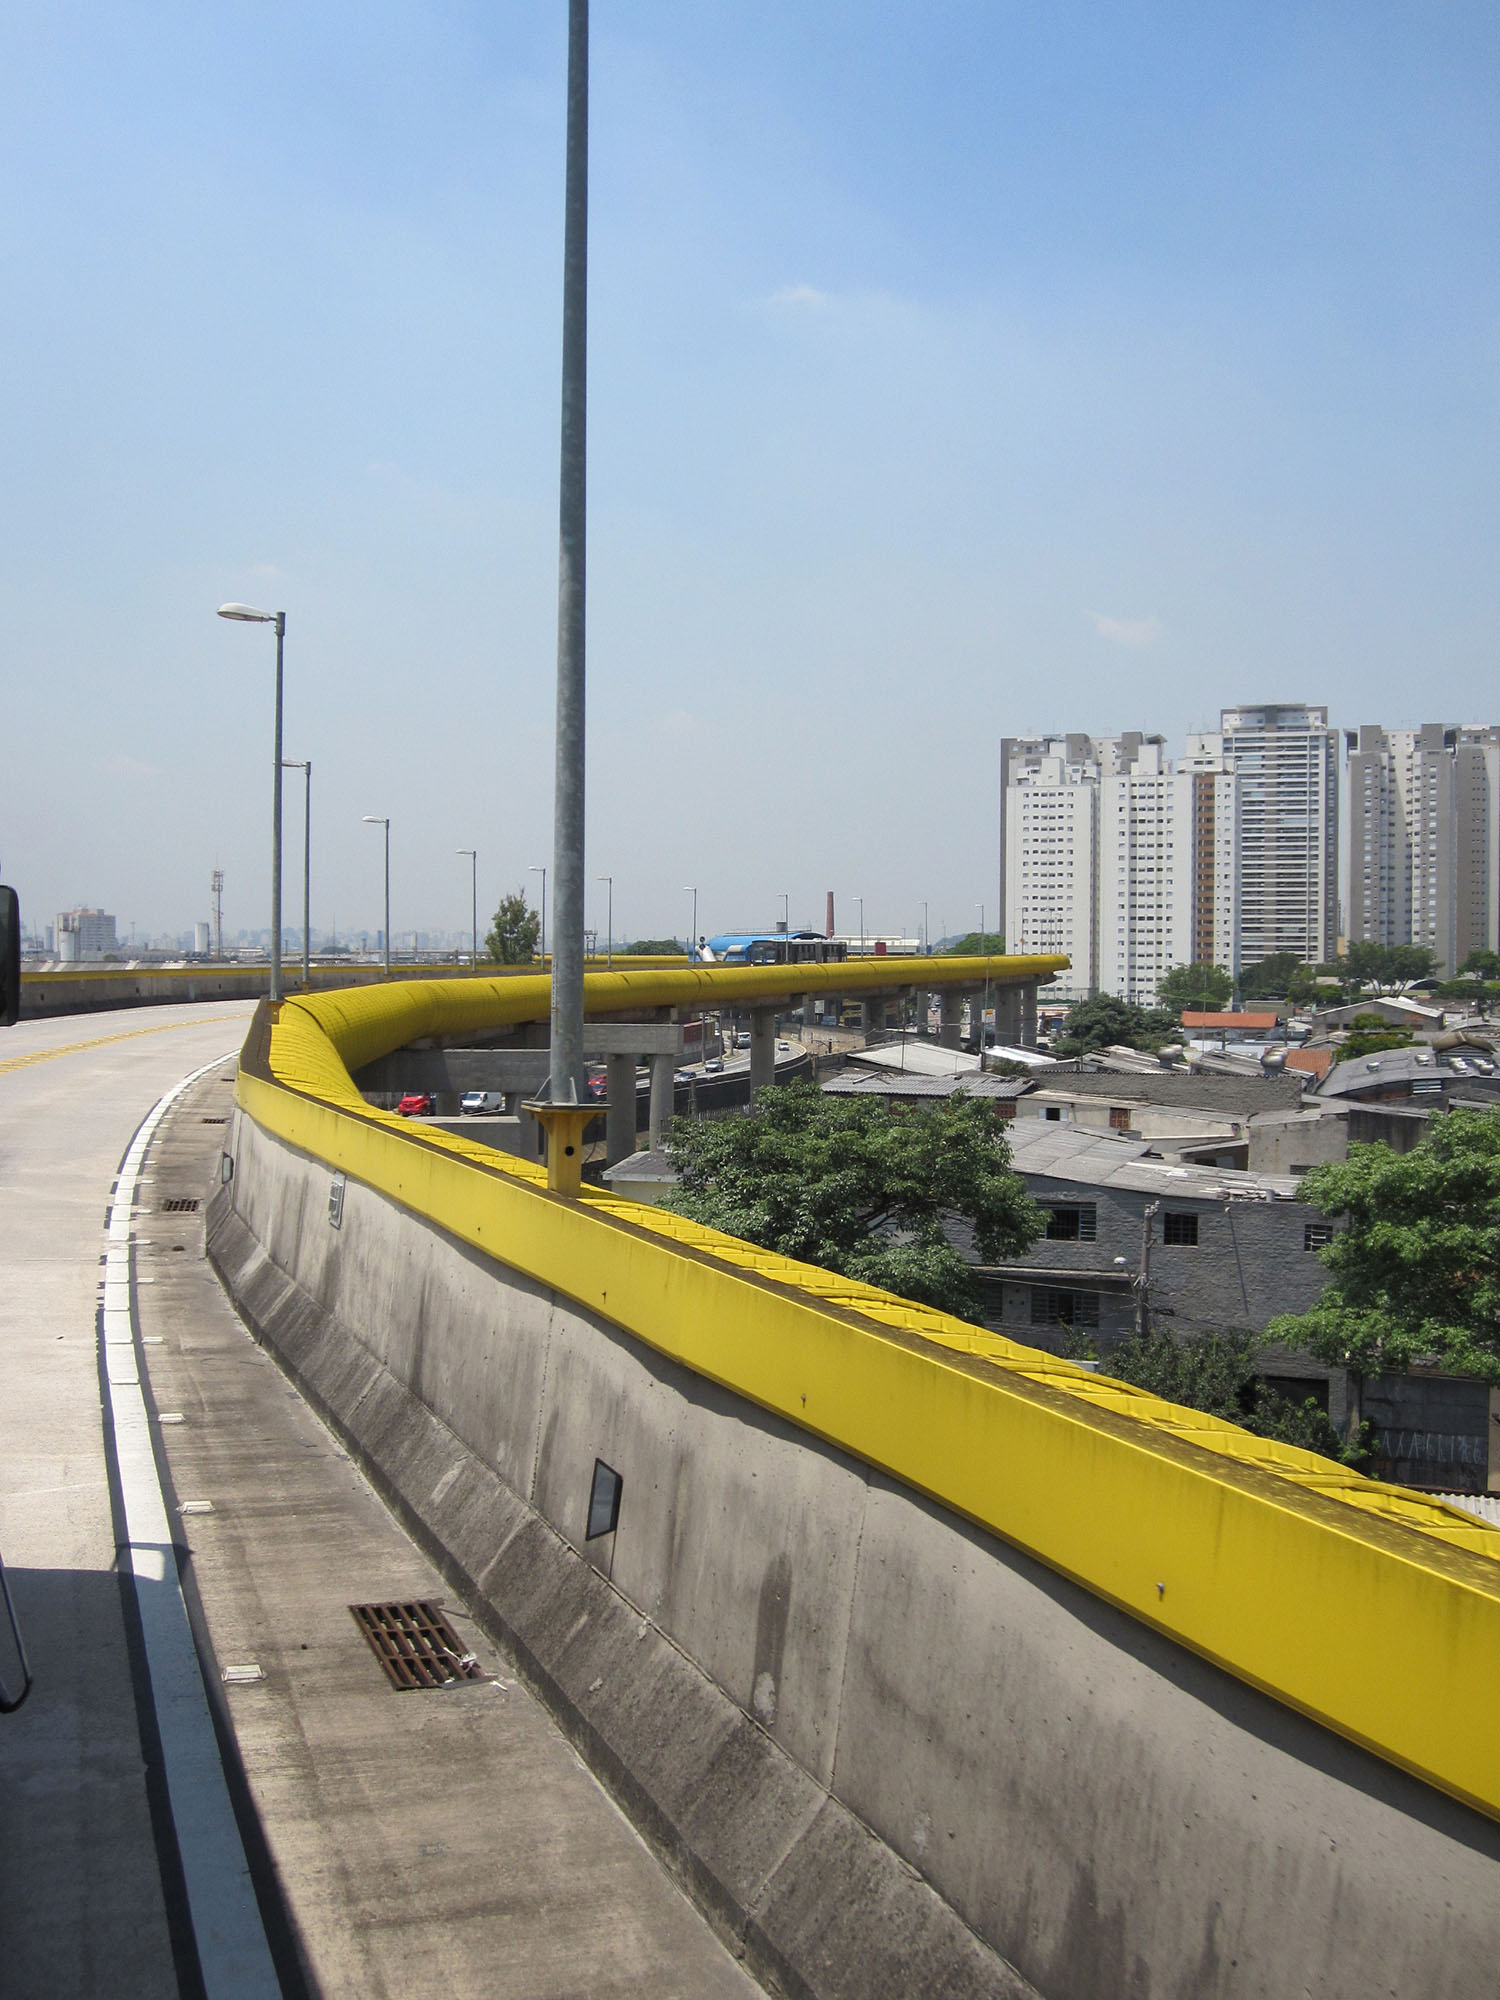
left=398, top=1093, right=434, bottom=1117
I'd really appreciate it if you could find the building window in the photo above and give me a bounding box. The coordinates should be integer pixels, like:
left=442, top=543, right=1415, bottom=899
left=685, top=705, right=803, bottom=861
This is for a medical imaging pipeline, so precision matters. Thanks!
left=1045, top=1204, right=1097, bottom=1242
left=1045, top=1106, right=1062, bottom=1122
left=1109, top=1106, right=1131, bottom=1132
left=1162, top=1211, right=1199, bottom=1246
left=1030, top=1288, right=1100, bottom=1329
left=1304, top=1223, right=1335, bottom=1250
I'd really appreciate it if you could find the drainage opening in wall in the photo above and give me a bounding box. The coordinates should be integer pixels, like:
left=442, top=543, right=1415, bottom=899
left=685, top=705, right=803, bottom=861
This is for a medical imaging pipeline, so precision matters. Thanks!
left=587, top=1459, right=623, bottom=1540
left=349, top=1602, right=483, bottom=1690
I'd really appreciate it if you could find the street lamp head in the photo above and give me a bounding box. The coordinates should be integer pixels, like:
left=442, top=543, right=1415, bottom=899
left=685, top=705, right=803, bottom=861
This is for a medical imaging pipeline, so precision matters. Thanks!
left=362, top=815, right=388, bottom=826
left=217, top=603, right=277, bottom=622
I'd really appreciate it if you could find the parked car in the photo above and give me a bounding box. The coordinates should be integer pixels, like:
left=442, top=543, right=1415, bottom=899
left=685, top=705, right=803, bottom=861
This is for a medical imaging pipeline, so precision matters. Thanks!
left=398, top=1092, right=434, bottom=1116
left=460, top=1090, right=505, bottom=1115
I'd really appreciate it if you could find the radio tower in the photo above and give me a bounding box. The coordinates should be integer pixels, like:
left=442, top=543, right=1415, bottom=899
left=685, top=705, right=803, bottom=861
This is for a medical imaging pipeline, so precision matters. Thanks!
left=211, top=869, right=224, bottom=960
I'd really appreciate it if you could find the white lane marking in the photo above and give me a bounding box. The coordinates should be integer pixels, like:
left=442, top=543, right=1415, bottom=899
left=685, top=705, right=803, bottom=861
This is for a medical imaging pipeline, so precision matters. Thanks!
left=101, top=1054, right=281, bottom=1997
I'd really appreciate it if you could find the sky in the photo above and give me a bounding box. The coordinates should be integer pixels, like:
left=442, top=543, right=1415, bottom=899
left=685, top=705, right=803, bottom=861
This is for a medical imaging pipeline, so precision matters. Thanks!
left=3, top=3, right=1498, bottom=949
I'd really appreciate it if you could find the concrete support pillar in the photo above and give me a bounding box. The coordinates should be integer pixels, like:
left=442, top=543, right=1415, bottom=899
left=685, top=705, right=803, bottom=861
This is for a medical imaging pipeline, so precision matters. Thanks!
left=940, top=990, right=963, bottom=1050
left=860, top=999, right=876, bottom=1035
left=1021, top=982, right=1038, bottom=1047
left=649, top=1052, right=675, bottom=1149
left=606, top=1054, right=637, bottom=1165
left=750, top=1008, right=776, bottom=1096
left=993, top=985, right=1021, bottom=1048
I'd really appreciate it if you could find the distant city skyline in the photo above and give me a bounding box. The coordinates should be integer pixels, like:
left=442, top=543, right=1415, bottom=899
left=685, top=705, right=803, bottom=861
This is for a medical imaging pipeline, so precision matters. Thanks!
left=5, top=8, right=1498, bottom=944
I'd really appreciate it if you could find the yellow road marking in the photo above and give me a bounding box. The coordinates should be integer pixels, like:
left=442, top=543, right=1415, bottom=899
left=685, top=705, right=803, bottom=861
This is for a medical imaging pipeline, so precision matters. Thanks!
left=0, top=1015, right=247, bottom=1077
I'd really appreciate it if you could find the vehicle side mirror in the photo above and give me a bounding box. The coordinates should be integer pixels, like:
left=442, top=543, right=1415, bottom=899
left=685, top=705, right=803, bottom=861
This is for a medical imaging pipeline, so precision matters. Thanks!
left=0, top=887, right=18, bottom=1028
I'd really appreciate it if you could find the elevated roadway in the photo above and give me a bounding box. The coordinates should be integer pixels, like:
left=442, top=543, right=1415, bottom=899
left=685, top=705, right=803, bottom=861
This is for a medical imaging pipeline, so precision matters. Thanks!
left=0, top=1001, right=760, bottom=1997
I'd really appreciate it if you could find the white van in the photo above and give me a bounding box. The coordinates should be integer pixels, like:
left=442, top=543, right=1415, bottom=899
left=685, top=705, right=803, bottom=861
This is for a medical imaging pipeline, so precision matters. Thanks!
left=461, top=1090, right=506, bottom=1115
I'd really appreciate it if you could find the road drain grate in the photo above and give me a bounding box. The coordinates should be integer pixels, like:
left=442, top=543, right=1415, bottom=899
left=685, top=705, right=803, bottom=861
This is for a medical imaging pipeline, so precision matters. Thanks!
left=160, top=1197, right=201, bottom=1214
left=350, top=1602, right=482, bottom=1690
left=200, top=1116, right=228, bottom=1125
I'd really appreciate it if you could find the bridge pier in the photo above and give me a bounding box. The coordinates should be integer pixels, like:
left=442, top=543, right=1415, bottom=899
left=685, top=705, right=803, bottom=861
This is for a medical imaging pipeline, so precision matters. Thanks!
left=939, top=990, right=964, bottom=1050
left=648, top=1052, right=675, bottom=1149
left=605, top=1054, right=637, bottom=1165
left=749, top=1008, right=776, bottom=1096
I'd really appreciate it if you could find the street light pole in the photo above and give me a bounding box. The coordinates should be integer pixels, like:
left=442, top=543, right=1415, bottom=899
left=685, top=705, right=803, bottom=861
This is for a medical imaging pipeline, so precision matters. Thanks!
left=283, top=759, right=311, bottom=987
left=780, top=891, right=789, bottom=932
left=457, top=850, right=477, bottom=967
left=683, top=885, right=698, bottom=959
left=978, top=901, right=990, bottom=1062
left=856, top=895, right=865, bottom=959
left=546, top=0, right=589, bottom=1105
left=596, top=874, right=612, bottom=968
left=529, top=865, right=547, bottom=960
left=921, top=900, right=929, bottom=954
left=217, top=603, right=286, bottom=1001
left=362, top=817, right=390, bottom=977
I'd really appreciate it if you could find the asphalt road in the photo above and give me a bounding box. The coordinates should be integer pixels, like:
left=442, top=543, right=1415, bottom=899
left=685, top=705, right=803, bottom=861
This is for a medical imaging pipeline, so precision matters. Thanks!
left=0, top=1001, right=760, bottom=1998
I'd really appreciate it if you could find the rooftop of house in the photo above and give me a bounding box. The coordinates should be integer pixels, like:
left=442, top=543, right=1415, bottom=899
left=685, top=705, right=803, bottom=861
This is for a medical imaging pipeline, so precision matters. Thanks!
left=1003, top=1118, right=1306, bottom=1202
left=823, top=1069, right=1032, bottom=1101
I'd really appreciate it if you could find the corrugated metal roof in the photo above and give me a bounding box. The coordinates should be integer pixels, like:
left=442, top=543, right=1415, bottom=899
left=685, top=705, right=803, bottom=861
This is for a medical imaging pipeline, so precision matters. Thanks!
left=1004, top=1119, right=1303, bottom=1201
left=823, top=1069, right=1030, bottom=1100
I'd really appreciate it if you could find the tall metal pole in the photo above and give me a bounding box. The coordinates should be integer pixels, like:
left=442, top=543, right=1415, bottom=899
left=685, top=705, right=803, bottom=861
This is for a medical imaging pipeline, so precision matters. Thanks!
left=548, top=0, right=588, bottom=1105
left=597, top=874, right=612, bottom=968
left=530, top=865, right=547, bottom=959
left=302, top=761, right=311, bottom=988
left=383, top=821, right=390, bottom=978
left=270, top=614, right=285, bottom=1002
left=458, top=850, right=478, bottom=967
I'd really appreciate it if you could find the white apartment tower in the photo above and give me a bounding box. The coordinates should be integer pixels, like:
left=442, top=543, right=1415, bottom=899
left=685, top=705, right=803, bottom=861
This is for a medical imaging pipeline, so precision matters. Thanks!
left=1210, top=705, right=1339, bottom=968
left=1099, top=739, right=1238, bottom=1006
left=55, top=907, right=118, bottom=962
left=1001, top=737, right=1107, bottom=1000
left=1346, top=723, right=1500, bottom=973
left=1002, top=733, right=1238, bottom=1006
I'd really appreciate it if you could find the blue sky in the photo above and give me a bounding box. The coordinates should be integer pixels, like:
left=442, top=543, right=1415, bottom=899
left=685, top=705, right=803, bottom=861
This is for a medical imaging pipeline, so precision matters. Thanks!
left=3, top=4, right=1498, bottom=946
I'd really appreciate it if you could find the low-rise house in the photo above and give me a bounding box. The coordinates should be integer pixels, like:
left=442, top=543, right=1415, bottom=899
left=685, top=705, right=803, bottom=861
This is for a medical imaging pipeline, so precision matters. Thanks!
left=949, top=1121, right=1348, bottom=1422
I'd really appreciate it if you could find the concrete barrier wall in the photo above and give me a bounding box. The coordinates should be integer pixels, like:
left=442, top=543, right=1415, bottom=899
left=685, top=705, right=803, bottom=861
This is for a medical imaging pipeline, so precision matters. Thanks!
left=213, top=1108, right=1500, bottom=2000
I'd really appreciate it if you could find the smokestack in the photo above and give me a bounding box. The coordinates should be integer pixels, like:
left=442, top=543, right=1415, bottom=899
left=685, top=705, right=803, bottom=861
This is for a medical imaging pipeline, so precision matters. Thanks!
left=825, top=891, right=835, bottom=939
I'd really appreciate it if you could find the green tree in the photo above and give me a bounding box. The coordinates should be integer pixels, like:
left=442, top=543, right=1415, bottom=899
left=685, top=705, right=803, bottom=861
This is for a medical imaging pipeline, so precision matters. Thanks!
left=662, top=1079, right=1043, bottom=1318
left=1239, top=952, right=1302, bottom=1002
left=1050, top=994, right=1184, bottom=1057
left=1334, top=1019, right=1416, bottom=1063
left=1102, top=1327, right=1369, bottom=1466
left=623, top=937, right=687, bottom=955
left=1437, top=976, right=1500, bottom=1018
left=1268, top=1109, right=1500, bottom=1385
left=485, top=890, right=540, bottom=965
left=1344, top=941, right=1437, bottom=992
left=943, top=930, right=1005, bottom=955
left=1156, top=962, right=1233, bottom=1013
left=1461, top=949, right=1500, bottom=982
left=1286, top=961, right=1354, bottom=1009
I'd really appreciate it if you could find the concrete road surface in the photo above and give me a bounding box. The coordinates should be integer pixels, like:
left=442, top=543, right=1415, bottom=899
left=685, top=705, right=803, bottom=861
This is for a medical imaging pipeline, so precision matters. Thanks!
left=0, top=1001, right=761, bottom=1999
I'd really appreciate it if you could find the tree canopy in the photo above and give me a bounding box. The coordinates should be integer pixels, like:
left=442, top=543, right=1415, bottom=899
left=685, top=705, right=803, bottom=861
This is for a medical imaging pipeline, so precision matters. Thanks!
left=661, top=1079, right=1042, bottom=1318
left=623, top=937, right=686, bottom=955
left=1344, top=941, right=1438, bottom=991
left=1268, top=1108, right=1500, bottom=1384
left=1050, top=994, right=1183, bottom=1057
left=485, top=890, right=540, bottom=964
left=943, top=930, right=1005, bottom=956
left=1156, top=962, right=1233, bottom=1013
left=1239, top=952, right=1302, bottom=1001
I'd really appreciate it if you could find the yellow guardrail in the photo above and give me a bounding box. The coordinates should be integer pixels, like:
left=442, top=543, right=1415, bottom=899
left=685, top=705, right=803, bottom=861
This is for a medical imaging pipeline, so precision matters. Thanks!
left=235, top=962, right=1500, bottom=1821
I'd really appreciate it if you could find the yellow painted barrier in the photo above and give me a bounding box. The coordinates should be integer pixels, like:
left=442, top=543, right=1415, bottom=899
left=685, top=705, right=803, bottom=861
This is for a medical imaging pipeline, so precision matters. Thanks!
left=235, top=967, right=1500, bottom=1820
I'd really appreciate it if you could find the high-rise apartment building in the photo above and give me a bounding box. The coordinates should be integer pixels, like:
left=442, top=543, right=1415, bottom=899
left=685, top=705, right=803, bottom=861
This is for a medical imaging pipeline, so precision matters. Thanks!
left=55, top=907, right=117, bottom=962
left=1002, top=732, right=1238, bottom=1006
left=1099, top=739, right=1238, bottom=1005
left=1210, top=705, right=1339, bottom=968
left=1346, top=723, right=1500, bottom=973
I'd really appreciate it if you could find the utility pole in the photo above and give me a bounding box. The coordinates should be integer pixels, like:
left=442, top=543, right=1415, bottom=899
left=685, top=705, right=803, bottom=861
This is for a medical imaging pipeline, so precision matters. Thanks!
left=211, top=869, right=224, bottom=960
left=1136, top=1200, right=1161, bottom=1337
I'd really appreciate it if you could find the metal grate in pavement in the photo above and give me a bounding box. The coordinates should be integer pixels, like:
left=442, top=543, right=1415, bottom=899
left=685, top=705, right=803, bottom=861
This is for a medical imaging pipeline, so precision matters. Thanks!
left=350, top=1601, right=483, bottom=1690
left=161, top=1197, right=202, bottom=1213
left=200, top=1116, right=228, bottom=1125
